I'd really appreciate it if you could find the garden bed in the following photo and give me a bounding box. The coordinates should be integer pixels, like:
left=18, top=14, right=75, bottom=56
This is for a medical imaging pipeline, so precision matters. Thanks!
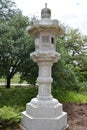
left=64, top=103, right=87, bottom=130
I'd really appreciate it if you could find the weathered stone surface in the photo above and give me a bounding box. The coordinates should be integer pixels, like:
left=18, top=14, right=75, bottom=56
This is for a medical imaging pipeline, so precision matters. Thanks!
left=21, top=3, right=67, bottom=130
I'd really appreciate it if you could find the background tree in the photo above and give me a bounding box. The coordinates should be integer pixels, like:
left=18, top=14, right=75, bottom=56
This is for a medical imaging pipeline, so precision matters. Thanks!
left=52, top=33, right=79, bottom=90
left=0, top=0, right=18, bottom=20
left=52, top=27, right=87, bottom=90
left=64, top=28, right=87, bottom=82
left=0, top=0, right=35, bottom=88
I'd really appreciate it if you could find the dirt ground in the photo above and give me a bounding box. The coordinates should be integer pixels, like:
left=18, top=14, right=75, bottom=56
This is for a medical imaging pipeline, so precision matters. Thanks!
left=64, top=103, right=87, bottom=130
left=10, top=103, right=87, bottom=130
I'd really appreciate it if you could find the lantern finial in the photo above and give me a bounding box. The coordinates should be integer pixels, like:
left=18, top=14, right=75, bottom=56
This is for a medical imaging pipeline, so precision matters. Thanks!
left=45, top=3, right=47, bottom=8
left=41, top=3, right=51, bottom=18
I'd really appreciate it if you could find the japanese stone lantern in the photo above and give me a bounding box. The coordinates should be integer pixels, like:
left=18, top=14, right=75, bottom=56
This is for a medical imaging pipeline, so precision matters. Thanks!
left=21, top=3, right=67, bottom=130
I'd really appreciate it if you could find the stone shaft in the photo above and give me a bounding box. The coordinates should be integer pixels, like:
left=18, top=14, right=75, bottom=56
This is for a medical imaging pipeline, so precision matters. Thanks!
left=37, top=62, right=52, bottom=99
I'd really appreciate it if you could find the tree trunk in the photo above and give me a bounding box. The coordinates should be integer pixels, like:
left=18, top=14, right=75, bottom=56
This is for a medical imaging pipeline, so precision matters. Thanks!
left=6, top=76, right=11, bottom=89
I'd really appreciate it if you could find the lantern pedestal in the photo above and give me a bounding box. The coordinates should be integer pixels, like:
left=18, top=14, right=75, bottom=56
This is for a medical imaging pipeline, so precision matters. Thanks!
left=21, top=52, right=67, bottom=130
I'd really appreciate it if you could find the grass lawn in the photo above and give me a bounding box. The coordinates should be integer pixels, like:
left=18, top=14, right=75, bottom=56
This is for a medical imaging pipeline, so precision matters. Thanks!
left=0, top=87, right=87, bottom=108
left=0, top=73, right=27, bottom=84
left=0, top=87, right=87, bottom=129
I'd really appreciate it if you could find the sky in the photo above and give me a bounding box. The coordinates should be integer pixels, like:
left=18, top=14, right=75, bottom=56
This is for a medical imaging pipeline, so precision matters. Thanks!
left=14, top=0, right=87, bottom=35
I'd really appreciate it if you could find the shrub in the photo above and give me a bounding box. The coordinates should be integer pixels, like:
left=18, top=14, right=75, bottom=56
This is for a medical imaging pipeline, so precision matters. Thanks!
left=0, top=106, right=21, bottom=129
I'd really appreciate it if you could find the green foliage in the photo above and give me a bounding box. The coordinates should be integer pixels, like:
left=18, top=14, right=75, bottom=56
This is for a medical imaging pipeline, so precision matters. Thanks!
left=0, top=106, right=20, bottom=129
left=0, top=3, right=34, bottom=88
left=0, top=87, right=87, bottom=107
left=52, top=37, right=78, bottom=90
left=0, top=87, right=38, bottom=108
left=52, top=28, right=87, bottom=91
left=52, top=88, right=87, bottom=103
left=78, top=82, right=87, bottom=94
left=0, top=0, right=16, bottom=20
left=64, top=28, right=87, bottom=81
left=0, top=0, right=36, bottom=88
left=79, top=56, right=87, bottom=81
left=53, top=63, right=79, bottom=90
left=19, top=60, right=38, bottom=85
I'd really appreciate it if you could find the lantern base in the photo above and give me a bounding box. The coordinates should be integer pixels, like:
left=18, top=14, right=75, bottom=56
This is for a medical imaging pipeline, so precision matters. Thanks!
left=20, top=124, right=68, bottom=130
left=21, top=112, right=67, bottom=130
left=21, top=98, right=67, bottom=130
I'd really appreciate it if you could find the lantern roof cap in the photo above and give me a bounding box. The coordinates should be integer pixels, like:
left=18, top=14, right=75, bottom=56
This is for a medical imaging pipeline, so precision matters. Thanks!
left=26, top=4, right=64, bottom=37
left=41, top=3, right=51, bottom=19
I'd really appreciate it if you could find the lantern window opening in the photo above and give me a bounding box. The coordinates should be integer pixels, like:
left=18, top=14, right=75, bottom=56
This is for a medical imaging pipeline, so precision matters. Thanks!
left=51, top=37, right=55, bottom=44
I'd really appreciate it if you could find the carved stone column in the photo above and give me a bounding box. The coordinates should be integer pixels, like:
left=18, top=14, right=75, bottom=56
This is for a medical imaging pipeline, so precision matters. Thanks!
left=21, top=3, right=67, bottom=130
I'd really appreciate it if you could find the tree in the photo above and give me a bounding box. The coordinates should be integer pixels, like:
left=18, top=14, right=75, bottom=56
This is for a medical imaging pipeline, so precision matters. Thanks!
left=52, top=34, right=79, bottom=90
left=52, top=27, right=87, bottom=90
left=64, top=28, right=87, bottom=82
left=19, top=60, right=38, bottom=86
left=64, top=28, right=86, bottom=65
left=0, top=0, right=17, bottom=20
left=0, top=11, right=35, bottom=88
left=0, top=0, right=38, bottom=88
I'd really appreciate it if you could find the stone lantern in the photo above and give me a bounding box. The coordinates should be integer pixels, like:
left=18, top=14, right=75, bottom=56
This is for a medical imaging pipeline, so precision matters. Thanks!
left=21, top=3, right=67, bottom=130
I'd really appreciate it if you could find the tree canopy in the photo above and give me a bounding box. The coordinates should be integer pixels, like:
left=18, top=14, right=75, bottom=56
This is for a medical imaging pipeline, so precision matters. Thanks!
left=0, top=0, right=36, bottom=88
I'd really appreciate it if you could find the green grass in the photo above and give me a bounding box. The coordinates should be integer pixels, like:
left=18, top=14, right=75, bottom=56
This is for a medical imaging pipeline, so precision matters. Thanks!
left=0, top=77, right=5, bottom=82
left=0, top=87, right=87, bottom=109
left=52, top=88, right=87, bottom=103
left=0, top=87, right=37, bottom=109
left=0, top=73, right=27, bottom=83
left=11, top=74, right=20, bottom=83
left=0, top=87, right=87, bottom=129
